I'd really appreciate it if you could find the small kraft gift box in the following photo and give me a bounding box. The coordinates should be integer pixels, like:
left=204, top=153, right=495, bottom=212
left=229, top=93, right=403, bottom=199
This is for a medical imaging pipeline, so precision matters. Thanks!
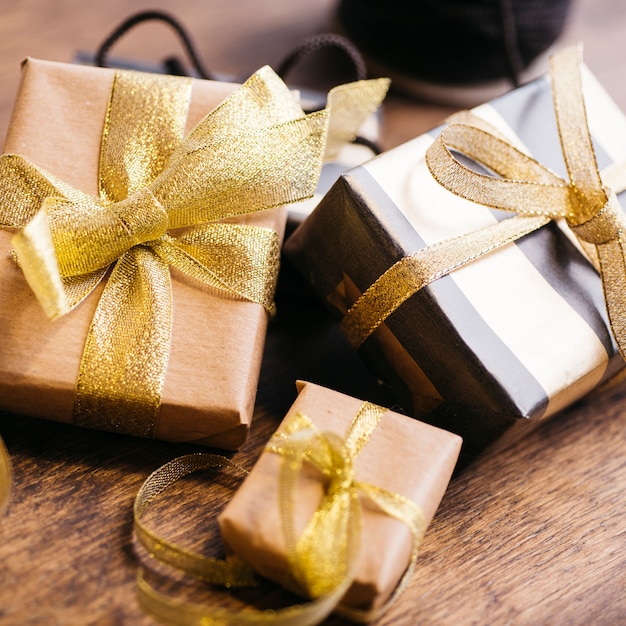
left=217, top=381, right=462, bottom=619
left=0, top=58, right=330, bottom=448
left=285, top=46, right=626, bottom=463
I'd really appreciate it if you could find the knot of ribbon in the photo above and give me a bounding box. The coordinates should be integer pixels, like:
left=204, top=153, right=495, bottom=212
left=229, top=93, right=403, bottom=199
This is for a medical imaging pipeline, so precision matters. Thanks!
left=340, top=45, right=626, bottom=362
left=132, top=403, right=425, bottom=625
left=0, top=64, right=388, bottom=439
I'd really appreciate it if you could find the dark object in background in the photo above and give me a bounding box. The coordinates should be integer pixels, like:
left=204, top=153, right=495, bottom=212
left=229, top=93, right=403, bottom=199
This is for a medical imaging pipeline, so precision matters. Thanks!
left=337, top=0, right=573, bottom=105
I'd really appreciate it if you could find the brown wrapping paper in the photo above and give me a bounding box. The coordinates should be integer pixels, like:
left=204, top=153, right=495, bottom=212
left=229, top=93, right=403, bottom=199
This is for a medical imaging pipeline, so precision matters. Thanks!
left=0, top=58, right=287, bottom=448
left=218, top=381, right=461, bottom=611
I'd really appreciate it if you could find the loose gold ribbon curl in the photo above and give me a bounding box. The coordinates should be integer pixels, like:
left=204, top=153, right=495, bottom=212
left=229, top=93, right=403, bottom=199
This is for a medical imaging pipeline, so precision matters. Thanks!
left=133, top=404, right=425, bottom=625
left=134, top=453, right=256, bottom=588
left=0, top=66, right=330, bottom=437
left=340, top=45, right=626, bottom=356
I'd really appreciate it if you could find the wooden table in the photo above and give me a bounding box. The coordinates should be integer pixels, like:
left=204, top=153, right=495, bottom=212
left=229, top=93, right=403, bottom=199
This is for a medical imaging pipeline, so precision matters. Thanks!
left=1, top=1, right=625, bottom=624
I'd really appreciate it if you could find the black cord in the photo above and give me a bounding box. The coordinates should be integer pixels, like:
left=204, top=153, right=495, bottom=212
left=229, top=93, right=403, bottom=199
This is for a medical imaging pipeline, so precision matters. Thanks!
left=94, top=13, right=380, bottom=153
left=94, top=10, right=214, bottom=80
left=352, top=135, right=382, bottom=155
left=276, top=32, right=368, bottom=84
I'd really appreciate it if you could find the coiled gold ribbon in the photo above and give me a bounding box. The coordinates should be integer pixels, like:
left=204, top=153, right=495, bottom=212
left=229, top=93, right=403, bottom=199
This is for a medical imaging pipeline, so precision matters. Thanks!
left=340, top=45, right=626, bottom=359
left=0, top=66, right=331, bottom=437
left=133, top=403, right=425, bottom=625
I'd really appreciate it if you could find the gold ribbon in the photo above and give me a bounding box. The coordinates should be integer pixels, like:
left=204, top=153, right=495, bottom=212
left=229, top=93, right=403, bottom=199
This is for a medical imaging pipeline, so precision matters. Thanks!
left=0, top=66, right=330, bottom=437
left=133, top=403, right=425, bottom=625
left=323, top=78, right=390, bottom=161
left=134, top=453, right=256, bottom=588
left=0, top=436, right=10, bottom=517
left=340, top=45, right=626, bottom=361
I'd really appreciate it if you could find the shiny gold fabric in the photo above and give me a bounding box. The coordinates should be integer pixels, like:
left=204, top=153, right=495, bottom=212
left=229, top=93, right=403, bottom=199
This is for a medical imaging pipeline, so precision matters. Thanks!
left=134, top=453, right=256, bottom=587
left=340, top=46, right=626, bottom=356
left=133, top=403, right=425, bottom=625
left=0, top=66, right=329, bottom=436
left=0, top=437, right=10, bottom=517
left=323, top=78, right=390, bottom=161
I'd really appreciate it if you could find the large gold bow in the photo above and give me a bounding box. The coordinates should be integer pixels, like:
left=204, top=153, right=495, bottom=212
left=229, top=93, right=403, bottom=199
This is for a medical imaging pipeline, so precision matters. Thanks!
left=132, top=403, right=425, bottom=625
left=340, top=45, right=626, bottom=363
left=0, top=66, right=330, bottom=437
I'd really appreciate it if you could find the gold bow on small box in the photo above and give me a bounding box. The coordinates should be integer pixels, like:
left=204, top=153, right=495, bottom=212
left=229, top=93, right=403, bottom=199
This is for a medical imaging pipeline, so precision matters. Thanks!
left=340, top=45, right=626, bottom=368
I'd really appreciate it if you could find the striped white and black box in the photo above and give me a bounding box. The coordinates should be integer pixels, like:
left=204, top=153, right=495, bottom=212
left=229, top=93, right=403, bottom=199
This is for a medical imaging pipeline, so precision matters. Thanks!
left=285, top=65, right=626, bottom=464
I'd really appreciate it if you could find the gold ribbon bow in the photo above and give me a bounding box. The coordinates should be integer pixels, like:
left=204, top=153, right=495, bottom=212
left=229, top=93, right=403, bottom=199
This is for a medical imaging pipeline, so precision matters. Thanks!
left=340, top=45, right=626, bottom=361
left=0, top=66, right=330, bottom=437
left=264, top=404, right=426, bottom=621
left=133, top=403, right=425, bottom=625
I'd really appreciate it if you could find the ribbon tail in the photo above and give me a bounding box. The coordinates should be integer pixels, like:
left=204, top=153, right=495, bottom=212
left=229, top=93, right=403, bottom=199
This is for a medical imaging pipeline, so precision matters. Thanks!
left=271, top=423, right=360, bottom=600
left=0, top=436, right=11, bottom=517
left=137, top=566, right=352, bottom=626
left=152, top=224, right=281, bottom=313
left=292, top=487, right=361, bottom=599
left=12, top=199, right=110, bottom=319
left=73, top=247, right=172, bottom=437
left=340, top=214, right=550, bottom=349
left=596, top=239, right=626, bottom=359
left=134, top=453, right=256, bottom=587
left=333, top=481, right=425, bottom=624
left=324, top=78, right=390, bottom=161
left=11, top=205, right=70, bottom=319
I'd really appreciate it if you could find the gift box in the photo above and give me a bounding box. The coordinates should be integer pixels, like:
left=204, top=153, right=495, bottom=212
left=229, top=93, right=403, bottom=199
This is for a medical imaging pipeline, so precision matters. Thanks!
left=218, top=380, right=461, bottom=614
left=285, top=47, right=626, bottom=462
left=0, top=58, right=328, bottom=448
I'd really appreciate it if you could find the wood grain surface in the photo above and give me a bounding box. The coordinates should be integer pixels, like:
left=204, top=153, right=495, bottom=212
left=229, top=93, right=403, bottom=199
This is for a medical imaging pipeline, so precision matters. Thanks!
left=1, top=1, right=625, bottom=625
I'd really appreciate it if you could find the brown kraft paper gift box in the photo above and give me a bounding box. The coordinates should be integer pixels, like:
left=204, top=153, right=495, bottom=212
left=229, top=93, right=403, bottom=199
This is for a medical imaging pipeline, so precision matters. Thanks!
left=218, top=380, right=462, bottom=611
left=285, top=56, right=626, bottom=465
left=0, top=58, right=288, bottom=448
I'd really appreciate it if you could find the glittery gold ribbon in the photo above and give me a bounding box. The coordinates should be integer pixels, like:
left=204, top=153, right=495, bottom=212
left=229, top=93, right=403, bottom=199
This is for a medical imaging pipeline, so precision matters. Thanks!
left=340, top=45, right=626, bottom=357
left=0, top=436, right=11, bottom=517
left=323, top=78, right=390, bottom=160
left=0, top=66, right=330, bottom=437
left=133, top=403, right=425, bottom=625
